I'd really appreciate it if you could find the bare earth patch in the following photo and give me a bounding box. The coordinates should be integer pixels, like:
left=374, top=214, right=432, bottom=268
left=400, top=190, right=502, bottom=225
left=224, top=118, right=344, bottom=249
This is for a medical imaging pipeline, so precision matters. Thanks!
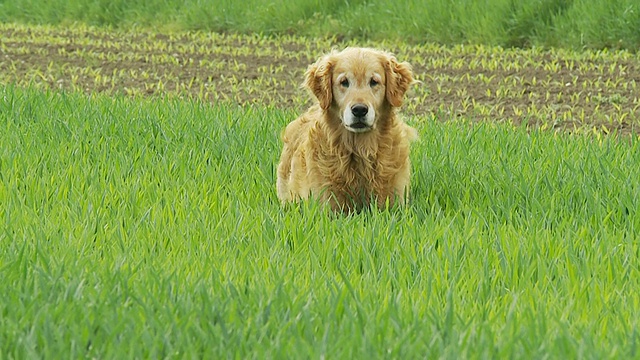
left=1, top=23, right=639, bottom=134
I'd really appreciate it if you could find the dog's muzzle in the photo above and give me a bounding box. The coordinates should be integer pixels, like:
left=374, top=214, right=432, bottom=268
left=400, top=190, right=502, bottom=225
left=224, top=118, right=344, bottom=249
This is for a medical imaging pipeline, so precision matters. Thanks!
left=346, top=104, right=373, bottom=132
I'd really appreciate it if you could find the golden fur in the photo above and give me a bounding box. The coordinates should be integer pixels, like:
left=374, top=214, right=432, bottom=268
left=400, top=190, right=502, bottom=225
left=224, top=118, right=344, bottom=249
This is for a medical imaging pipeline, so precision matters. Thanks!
left=277, top=47, right=417, bottom=212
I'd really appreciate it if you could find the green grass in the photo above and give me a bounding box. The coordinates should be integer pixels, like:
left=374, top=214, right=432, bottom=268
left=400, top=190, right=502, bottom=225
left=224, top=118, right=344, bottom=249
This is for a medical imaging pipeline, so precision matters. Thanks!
left=1, top=85, right=639, bottom=358
left=1, top=0, right=639, bottom=50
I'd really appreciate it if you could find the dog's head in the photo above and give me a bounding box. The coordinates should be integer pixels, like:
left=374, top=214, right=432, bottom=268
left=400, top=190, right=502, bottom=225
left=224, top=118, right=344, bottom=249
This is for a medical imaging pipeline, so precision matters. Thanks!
left=305, top=47, right=414, bottom=133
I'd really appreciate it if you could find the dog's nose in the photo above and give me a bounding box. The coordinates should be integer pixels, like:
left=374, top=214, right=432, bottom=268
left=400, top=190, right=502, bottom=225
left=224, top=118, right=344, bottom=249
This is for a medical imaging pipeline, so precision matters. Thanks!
left=351, top=104, right=368, bottom=118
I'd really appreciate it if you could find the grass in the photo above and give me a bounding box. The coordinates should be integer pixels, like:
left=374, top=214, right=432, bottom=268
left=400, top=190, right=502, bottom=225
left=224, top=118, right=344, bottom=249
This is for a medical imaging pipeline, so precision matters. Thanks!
left=0, top=0, right=639, bottom=50
left=1, top=84, right=639, bottom=358
left=2, top=2, right=639, bottom=358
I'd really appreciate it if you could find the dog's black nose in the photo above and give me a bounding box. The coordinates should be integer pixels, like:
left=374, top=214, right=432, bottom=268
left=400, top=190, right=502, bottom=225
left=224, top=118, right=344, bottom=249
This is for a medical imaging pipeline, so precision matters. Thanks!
left=351, top=104, right=368, bottom=118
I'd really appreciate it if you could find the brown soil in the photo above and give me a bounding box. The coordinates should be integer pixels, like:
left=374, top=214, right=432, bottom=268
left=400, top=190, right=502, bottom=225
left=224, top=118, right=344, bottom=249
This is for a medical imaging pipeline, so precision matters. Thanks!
left=1, top=24, right=639, bottom=134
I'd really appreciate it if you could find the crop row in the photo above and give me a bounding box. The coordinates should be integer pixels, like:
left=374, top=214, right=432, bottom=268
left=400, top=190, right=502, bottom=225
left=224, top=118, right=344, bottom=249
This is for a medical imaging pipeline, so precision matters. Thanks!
left=1, top=23, right=639, bottom=134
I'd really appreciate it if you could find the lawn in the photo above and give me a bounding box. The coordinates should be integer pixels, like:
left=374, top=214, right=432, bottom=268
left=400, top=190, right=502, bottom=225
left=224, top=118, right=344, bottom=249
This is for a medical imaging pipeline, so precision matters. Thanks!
left=1, top=85, right=639, bottom=358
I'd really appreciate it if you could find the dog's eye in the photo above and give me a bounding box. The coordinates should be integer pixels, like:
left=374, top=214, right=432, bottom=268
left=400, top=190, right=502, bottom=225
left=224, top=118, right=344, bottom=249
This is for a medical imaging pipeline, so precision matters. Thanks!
left=370, top=78, right=379, bottom=87
left=340, top=79, right=349, bottom=88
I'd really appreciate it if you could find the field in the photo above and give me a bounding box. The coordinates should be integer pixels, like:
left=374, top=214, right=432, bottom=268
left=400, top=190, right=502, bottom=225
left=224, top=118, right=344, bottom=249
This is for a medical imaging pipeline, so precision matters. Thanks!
left=2, top=23, right=640, bottom=134
left=1, top=6, right=640, bottom=360
left=1, top=0, right=639, bottom=50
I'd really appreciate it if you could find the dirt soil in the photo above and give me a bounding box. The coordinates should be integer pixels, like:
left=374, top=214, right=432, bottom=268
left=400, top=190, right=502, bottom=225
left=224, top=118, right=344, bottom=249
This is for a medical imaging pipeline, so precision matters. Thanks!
left=1, top=24, right=639, bottom=134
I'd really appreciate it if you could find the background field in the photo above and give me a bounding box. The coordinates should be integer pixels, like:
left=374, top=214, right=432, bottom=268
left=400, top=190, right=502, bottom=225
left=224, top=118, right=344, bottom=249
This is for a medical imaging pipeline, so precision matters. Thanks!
left=1, top=0, right=639, bottom=50
left=2, top=23, right=640, bottom=134
left=1, top=1, right=640, bottom=358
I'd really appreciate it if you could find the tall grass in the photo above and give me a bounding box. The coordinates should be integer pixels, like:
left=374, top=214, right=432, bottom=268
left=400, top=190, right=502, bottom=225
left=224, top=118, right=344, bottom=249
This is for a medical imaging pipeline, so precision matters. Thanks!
left=1, top=85, right=639, bottom=357
left=0, top=0, right=638, bottom=50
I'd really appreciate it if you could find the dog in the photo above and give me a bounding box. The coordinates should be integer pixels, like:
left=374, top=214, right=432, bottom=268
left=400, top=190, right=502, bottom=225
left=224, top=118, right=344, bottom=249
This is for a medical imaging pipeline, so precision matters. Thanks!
left=276, top=47, right=417, bottom=212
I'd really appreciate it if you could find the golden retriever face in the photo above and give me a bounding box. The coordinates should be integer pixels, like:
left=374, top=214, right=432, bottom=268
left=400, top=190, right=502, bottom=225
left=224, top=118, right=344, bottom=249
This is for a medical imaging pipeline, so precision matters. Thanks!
left=305, top=47, right=414, bottom=133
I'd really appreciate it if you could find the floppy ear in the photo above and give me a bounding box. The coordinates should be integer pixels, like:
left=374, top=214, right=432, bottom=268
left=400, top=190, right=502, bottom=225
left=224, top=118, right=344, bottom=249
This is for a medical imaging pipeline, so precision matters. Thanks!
left=385, top=55, right=414, bottom=107
left=304, top=54, right=334, bottom=110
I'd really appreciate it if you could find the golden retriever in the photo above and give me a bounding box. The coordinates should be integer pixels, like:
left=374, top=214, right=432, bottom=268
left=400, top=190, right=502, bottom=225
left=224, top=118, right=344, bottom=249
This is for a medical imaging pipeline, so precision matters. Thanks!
left=277, top=47, right=417, bottom=212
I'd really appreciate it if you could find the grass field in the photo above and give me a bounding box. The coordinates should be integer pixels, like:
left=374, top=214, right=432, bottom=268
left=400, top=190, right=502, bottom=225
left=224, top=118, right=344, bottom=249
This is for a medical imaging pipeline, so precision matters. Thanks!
left=1, top=83, right=640, bottom=357
left=1, top=0, right=639, bottom=50
left=1, top=3, right=640, bottom=358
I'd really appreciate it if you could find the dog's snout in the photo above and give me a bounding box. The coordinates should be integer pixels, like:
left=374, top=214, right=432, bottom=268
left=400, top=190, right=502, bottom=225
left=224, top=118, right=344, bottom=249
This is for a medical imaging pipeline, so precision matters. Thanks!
left=351, top=104, right=368, bottom=118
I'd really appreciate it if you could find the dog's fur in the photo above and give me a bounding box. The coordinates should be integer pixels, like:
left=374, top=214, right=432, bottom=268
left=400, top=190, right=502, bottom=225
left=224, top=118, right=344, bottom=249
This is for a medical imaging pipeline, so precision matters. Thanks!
left=277, top=47, right=417, bottom=212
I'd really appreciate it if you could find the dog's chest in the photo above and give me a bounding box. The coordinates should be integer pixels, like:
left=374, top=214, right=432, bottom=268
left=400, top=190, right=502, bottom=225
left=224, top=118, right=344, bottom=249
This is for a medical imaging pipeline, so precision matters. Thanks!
left=349, top=153, right=377, bottom=180
left=329, top=152, right=384, bottom=193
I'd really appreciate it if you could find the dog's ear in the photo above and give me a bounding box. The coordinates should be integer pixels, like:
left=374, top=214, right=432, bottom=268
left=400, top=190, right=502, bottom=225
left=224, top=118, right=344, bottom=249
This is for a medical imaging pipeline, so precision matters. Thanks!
left=304, top=54, right=334, bottom=110
left=385, top=55, right=414, bottom=107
